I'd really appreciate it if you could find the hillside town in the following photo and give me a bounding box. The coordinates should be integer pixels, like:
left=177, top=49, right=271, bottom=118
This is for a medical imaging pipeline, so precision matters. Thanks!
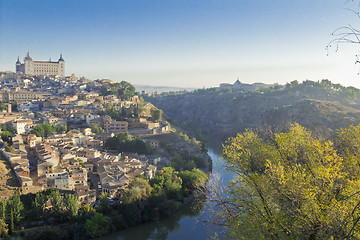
left=0, top=67, right=207, bottom=206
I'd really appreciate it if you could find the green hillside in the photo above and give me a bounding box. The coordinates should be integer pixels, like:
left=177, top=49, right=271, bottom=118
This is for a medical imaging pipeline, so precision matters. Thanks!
left=146, top=80, right=360, bottom=144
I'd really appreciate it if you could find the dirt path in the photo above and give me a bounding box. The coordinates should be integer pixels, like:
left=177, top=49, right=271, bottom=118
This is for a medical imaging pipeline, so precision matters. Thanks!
left=0, top=153, right=20, bottom=199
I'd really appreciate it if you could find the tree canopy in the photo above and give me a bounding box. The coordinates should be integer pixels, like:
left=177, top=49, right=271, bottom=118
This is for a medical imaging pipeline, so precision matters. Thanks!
left=213, top=123, right=360, bottom=239
left=105, top=132, right=152, bottom=154
left=100, top=81, right=136, bottom=100
left=30, top=124, right=67, bottom=137
left=150, top=107, right=163, bottom=122
left=0, top=125, right=16, bottom=143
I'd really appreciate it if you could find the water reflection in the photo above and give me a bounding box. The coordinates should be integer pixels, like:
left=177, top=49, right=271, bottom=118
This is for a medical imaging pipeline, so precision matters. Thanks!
left=99, top=203, right=206, bottom=240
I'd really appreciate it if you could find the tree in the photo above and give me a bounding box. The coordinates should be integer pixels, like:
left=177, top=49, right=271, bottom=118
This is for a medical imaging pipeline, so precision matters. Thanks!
left=90, top=123, right=104, bottom=134
left=211, top=124, right=360, bottom=239
left=49, top=189, right=62, bottom=213
left=97, top=192, right=111, bottom=214
left=80, top=204, right=94, bottom=217
left=100, top=81, right=136, bottom=100
left=170, top=156, right=196, bottom=171
left=0, top=200, right=6, bottom=220
left=7, top=191, right=24, bottom=224
left=150, top=107, right=163, bottom=122
left=57, top=124, right=67, bottom=133
left=327, top=1, right=360, bottom=66
left=85, top=212, right=112, bottom=238
left=123, top=178, right=152, bottom=203
left=30, top=123, right=62, bottom=137
left=63, top=194, right=79, bottom=218
left=105, top=133, right=150, bottom=154
left=178, top=168, right=208, bottom=192
left=34, top=192, right=47, bottom=216
left=150, top=167, right=183, bottom=201
left=8, top=208, right=13, bottom=234
left=0, top=125, right=15, bottom=143
left=0, top=218, right=8, bottom=238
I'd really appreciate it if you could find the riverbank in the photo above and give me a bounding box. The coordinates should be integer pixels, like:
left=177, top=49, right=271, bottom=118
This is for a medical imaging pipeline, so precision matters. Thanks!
left=97, top=148, right=229, bottom=240
left=4, top=166, right=208, bottom=240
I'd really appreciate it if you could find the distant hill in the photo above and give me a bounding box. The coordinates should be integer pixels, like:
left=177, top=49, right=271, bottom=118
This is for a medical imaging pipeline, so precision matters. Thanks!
left=134, top=84, right=196, bottom=94
left=146, top=80, right=360, bottom=145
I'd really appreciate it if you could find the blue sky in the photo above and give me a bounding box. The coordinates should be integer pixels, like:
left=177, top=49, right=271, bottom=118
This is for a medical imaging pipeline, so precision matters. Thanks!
left=1, top=0, right=360, bottom=88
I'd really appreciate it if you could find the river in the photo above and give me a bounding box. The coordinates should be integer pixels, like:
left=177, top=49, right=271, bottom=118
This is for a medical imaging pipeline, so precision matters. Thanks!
left=99, top=148, right=232, bottom=240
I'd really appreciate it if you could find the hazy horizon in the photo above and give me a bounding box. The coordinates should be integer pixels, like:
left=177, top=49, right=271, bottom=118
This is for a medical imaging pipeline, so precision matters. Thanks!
left=1, top=0, right=360, bottom=89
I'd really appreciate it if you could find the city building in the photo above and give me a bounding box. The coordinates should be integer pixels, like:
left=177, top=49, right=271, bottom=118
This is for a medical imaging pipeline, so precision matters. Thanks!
left=16, top=50, right=65, bottom=77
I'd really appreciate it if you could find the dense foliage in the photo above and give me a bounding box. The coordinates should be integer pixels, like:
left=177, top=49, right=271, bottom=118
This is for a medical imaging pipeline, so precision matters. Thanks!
left=215, top=123, right=360, bottom=239
left=115, top=167, right=207, bottom=229
left=89, top=123, right=104, bottom=134
left=170, top=155, right=207, bottom=171
left=150, top=107, right=163, bottom=122
left=105, top=132, right=152, bottom=154
left=30, top=123, right=67, bottom=137
left=0, top=125, right=16, bottom=143
left=100, top=81, right=136, bottom=100
left=98, top=103, right=128, bottom=121
left=146, top=79, right=360, bottom=147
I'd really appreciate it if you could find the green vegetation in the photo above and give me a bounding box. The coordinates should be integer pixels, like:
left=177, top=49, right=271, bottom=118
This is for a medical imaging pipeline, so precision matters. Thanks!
left=178, top=132, right=190, bottom=142
left=0, top=218, right=8, bottom=238
left=170, top=155, right=207, bottom=171
left=113, top=166, right=207, bottom=229
left=4, top=143, right=14, bottom=152
left=213, top=123, right=360, bottom=239
left=0, top=102, right=17, bottom=112
left=150, top=106, right=163, bottom=122
left=85, top=212, right=112, bottom=238
left=1, top=165, right=207, bottom=239
left=100, top=81, right=136, bottom=100
left=178, top=168, right=208, bottom=194
left=97, top=192, right=111, bottom=215
left=89, top=123, right=104, bottom=134
left=63, top=193, right=79, bottom=218
left=30, top=124, right=67, bottom=137
left=98, top=103, right=127, bottom=121
left=97, top=101, right=143, bottom=120
left=136, top=96, right=146, bottom=117
left=105, top=132, right=152, bottom=154
left=0, top=102, right=7, bottom=112
left=147, top=79, right=360, bottom=146
left=122, top=178, right=152, bottom=203
left=0, top=125, right=16, bottom=143
left=20, top=225, right=70, bottom=240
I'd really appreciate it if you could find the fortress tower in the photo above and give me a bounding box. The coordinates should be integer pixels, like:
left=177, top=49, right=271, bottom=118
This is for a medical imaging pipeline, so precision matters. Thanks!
left=16, top=50, right=65, bottom=77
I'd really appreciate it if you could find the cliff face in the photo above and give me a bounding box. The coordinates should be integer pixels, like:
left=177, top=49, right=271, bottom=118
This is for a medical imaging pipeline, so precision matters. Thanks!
left=146, top=82, right=360, bottom=145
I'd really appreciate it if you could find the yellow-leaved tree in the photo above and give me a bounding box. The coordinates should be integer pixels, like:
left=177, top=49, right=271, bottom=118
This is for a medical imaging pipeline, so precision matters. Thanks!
left=215, top=123, right=360, bottom=239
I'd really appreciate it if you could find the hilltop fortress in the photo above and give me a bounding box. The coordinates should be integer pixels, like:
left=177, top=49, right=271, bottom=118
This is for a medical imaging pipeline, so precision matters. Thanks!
left=16, top=51, right=65, bottom=77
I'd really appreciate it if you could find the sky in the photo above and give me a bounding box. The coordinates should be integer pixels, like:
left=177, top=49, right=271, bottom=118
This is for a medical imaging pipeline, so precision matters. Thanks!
left=1, top=0, right=360, bottom=88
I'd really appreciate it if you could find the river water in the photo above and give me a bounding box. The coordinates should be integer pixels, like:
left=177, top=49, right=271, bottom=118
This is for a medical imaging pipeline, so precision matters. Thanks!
left=99, top=148, right=232, bottom=240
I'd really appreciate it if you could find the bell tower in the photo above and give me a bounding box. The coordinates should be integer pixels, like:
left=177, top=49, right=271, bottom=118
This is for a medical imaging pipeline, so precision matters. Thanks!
left=58, top=54, right=65, bottom=77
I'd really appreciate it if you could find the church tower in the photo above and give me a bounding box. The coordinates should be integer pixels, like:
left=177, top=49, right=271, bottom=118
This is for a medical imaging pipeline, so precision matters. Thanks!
left=58, top=54, right=65, bottom=77
left=16, top=57, right=21, bottom=73
left=24, top=50, right=34, bottom=75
